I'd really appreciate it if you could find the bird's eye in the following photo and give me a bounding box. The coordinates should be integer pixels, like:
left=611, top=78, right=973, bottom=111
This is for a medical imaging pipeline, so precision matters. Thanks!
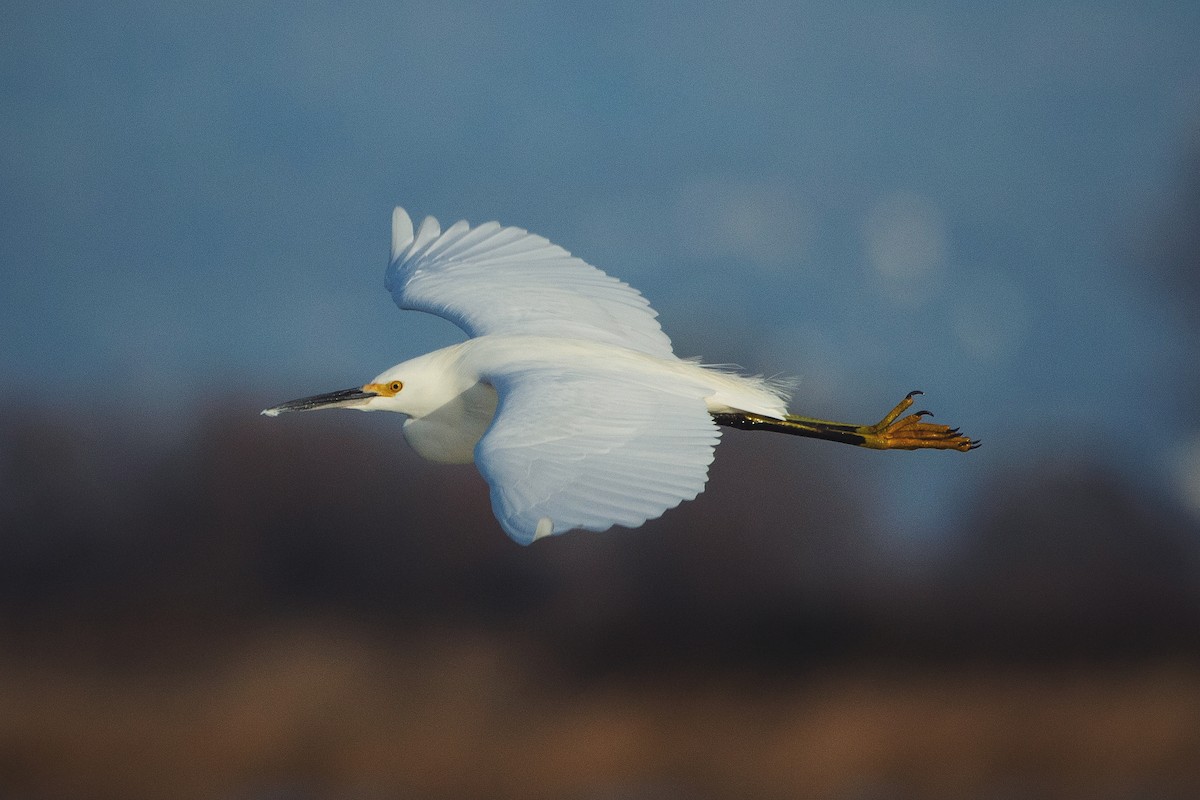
left=389, top=381, right=403, bottom=393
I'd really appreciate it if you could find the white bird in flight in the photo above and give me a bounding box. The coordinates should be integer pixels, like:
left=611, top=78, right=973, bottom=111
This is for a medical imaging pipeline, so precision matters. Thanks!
left=264, top=207, right=977, bottom=544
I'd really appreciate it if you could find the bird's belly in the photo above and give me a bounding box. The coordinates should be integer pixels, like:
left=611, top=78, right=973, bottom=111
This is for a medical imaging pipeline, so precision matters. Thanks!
left=402, top=418, right=479, bottom=463
left=401, top=381, right=498, bottom=464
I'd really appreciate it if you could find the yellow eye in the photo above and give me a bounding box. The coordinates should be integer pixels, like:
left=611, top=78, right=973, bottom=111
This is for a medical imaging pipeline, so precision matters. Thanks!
left=389, top=381, right=403, bottom=393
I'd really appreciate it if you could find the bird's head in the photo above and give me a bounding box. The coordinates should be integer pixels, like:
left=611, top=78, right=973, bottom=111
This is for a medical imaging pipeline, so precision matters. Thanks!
left=261, top=351, right=463, bottom=419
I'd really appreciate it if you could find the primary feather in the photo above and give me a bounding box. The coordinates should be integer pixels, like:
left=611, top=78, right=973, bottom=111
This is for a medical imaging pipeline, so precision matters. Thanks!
left=474, top=356, right=721, bottom=544
left=386, top=207, right=676, bottom=358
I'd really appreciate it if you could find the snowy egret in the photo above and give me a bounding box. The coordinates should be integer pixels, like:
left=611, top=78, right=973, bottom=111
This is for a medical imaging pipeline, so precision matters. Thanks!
left=264, top=208, right=977, bottom=544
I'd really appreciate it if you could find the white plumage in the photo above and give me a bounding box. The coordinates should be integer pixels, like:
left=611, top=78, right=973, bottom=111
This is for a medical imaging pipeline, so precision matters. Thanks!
left=384, top=208, right=789, bottom=544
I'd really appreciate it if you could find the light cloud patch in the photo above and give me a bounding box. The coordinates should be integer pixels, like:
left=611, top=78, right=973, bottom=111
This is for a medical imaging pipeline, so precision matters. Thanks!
left=951, top=271, right=1031, bottom=365
left=1172, top=432, right=1200, bottom=521
left=862, top=191, right=947, bottom=308
left=672, top=179, right=815, bottom=274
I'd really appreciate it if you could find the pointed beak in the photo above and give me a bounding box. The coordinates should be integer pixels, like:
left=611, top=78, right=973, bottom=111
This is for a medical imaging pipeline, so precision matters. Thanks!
left=261, top=387, right=378, bottom=417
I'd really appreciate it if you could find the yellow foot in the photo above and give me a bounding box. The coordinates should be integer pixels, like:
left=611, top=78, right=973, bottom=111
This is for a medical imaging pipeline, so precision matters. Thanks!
left=860, top=391, right=980, bottom=452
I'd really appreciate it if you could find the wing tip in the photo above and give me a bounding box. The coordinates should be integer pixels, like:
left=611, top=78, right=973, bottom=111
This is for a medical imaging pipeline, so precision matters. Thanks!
left=391, top=207, right=414, bottom=262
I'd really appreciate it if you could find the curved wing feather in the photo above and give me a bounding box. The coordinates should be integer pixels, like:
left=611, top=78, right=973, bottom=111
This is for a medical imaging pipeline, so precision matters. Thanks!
left=386, top=207, right=675, bottom=358
left=475, top=365, right=720, bottom=544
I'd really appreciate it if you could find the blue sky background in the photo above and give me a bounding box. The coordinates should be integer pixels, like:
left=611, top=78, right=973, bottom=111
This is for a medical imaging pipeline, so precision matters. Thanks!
left=3, top=2, right=1199, bottom=535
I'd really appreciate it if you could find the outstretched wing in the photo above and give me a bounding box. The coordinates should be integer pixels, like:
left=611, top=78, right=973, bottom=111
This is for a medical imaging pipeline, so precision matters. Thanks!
left=386, top=207, right=675, bottom=358
left=475, top=364, right=721, bottom=544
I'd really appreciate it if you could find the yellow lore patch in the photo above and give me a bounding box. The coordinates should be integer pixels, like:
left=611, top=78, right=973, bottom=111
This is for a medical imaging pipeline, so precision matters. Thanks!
left=363, top=380, right=403, bottom=397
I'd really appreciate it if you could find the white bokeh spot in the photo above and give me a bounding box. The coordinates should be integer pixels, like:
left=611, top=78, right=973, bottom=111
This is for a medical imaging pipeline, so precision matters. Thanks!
left=1172, top=432, right=1200, bottom=520
left=673, top=178, right=816, bottom=273
left=862, top=191, right=948, bottom=308
left=951, top=271, right=1030, bottom=365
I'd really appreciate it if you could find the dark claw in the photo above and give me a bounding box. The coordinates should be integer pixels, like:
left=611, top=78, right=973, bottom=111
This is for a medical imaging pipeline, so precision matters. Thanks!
left=906, top=390, right=924, bottom=399
left=968, top=440, right=982, bottom=450
left=913, top=409, right=933, bottom=418
left=947, top=427, right=960, bottom=435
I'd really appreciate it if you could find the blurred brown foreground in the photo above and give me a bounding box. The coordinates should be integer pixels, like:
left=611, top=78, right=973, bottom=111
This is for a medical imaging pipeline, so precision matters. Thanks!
left=2, top=401, right=1199, bottom=799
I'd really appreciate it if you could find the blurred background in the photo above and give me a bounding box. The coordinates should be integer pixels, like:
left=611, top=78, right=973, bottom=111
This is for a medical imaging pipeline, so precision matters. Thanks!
left=3, top=2, right=1200, bottom=798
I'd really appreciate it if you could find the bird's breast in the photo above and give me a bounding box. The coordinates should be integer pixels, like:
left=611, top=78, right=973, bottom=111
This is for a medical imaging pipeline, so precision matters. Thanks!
left=401, top=380, right=498, bottom=464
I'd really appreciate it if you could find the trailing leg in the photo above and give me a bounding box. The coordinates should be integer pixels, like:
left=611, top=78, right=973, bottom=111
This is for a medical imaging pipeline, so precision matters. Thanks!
left=713, top=391, right=979, bottom=452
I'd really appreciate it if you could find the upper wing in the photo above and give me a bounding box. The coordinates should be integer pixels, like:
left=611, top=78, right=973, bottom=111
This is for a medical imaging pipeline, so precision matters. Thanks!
left=386, top=207, right=675, bottom=358
left=475, top=364, right=721, bottom=545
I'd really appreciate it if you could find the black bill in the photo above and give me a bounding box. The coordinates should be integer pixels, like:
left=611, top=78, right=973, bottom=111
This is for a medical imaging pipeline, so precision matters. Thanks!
left=261, top=387, right=378, bottom=417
